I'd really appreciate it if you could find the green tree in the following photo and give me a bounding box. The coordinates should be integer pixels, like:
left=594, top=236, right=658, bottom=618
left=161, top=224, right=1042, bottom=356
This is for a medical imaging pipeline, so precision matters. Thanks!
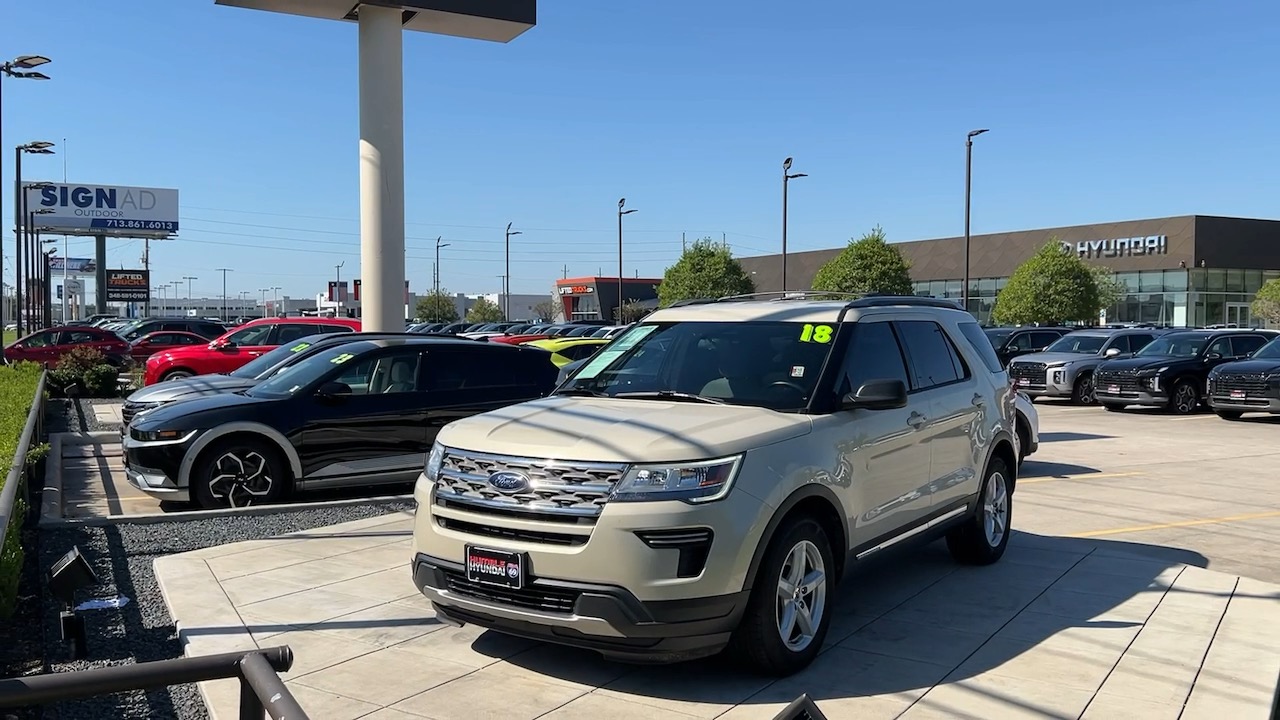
left=415, top=290, right=458, bottom=323
left=1091, top=266, right=1126, bottom=317
left=533, top=300, right=558, bottom=322
left=1252, top=278, right=1280, bottom=326
left=657, top=238, right=754, bottom=306
left=811, top=226, right=913, bottom=295
left=993, top=240, right=1103, bottom=325
left=615, top=300, right=651, bottom=324
left=466, top=297, right=505, bottom=323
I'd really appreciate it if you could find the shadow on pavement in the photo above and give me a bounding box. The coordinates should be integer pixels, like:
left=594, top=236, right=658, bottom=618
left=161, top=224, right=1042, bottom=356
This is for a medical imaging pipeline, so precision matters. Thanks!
left=1016, top=460, right=1101, bottom=477
left=1039, top=431, right=1113, bottom=443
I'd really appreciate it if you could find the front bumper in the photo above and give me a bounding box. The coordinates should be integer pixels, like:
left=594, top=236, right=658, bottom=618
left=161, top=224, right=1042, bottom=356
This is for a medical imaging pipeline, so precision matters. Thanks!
left=1207, top=395, right=1280, bottom=414
left=1095, top=389, right=1166, bottom=407
left=413, top=553, right=747, bottom=662
left=121, top=432, right=196, bottom=502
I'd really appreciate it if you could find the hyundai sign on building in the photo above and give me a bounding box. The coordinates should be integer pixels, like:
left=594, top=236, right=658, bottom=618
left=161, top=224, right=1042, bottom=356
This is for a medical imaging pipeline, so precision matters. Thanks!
left=26, top=184, right=179, bottom=234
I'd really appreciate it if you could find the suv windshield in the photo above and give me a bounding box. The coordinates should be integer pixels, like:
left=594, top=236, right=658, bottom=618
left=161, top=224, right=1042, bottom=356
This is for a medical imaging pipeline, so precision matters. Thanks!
left=560, top=321, right=835, bottom=411
left=230, top=335, right=327, bottom=378
left=1252, top=338, right=1280, bottom=360
left=1046, top=334, right=1107, bottom=354
left=247, top=344, right=366, bottom=398
left=983, top=328, right=1012, bottom=346
left=1136, top=334, right=1208, bottom=358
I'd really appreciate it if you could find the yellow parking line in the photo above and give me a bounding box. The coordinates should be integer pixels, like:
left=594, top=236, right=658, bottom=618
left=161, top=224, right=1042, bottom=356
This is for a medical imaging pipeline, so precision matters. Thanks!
left=1019, top=471, right=1143, bottom=485
left=1068, top=510, right=1280, bottom=538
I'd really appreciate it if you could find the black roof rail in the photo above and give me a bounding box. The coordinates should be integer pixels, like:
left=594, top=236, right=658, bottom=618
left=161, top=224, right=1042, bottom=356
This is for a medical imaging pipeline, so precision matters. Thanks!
left=844, top=295, right=964, bottom=310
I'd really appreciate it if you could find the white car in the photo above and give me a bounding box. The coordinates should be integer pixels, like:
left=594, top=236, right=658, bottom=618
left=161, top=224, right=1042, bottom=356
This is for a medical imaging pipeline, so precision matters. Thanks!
left=1014, top=391, right=1039, bottom=467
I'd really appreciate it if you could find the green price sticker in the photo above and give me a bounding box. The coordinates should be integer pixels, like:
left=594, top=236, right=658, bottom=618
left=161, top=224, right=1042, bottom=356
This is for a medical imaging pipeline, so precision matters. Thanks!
left=799, top=324, right=834, bottom=344
left=289, top=342, right=312, bottom=353
left=329, top=352, right=355, bottom=364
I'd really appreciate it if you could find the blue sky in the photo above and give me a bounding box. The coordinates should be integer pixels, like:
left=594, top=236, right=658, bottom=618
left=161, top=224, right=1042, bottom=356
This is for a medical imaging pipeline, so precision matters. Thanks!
left=3, top=0, right=1278, bottom=302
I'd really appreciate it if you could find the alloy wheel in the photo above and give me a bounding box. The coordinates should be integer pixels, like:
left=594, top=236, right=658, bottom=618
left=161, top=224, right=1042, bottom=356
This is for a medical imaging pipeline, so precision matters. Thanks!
left=1077, top=374, right=1096, bottom=404
left=983, top=472, right=1009, bottom=548
left=1174, top=385, right=1198, bottom=414
left=775, top=540, right=827, bottom=653
left=208, top=451, right=273, bottom=507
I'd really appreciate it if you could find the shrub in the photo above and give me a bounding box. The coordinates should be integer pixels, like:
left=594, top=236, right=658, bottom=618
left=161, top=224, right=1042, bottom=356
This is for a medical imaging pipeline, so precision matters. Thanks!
left=48, top=346, right=120, bottom=398
left=84, top=364, right=121, bottom=398
left=0, top=363, right=44, bottom=618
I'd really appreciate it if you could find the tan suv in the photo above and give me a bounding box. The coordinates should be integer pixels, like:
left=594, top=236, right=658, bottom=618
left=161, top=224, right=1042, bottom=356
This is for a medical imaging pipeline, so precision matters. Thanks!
left=411, top=294, right=1019, bottom=676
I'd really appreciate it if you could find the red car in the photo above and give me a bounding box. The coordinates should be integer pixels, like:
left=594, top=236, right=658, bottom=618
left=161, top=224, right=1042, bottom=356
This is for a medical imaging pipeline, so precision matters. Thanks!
left=489, top=333, right=552, bottom=345
left=143, top=317, right=361, bottom=385
left=4, top=326, right=132, bottom=368
left=129, top=331, right=209, bottom=363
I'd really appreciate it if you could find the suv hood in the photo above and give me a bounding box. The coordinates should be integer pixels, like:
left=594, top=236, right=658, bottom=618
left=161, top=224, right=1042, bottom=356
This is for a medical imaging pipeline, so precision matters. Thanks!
left=1100, top=355, right=1196, bottom=373
left=126, top=374, right=256, bottom=403
left=1212, top=358, right=1280, bottom=375
left=129, top=391, right=273, bottom=430
left=437, top=395, right=813, bottom=463
left=1010, top=351, right=1100, bottom=367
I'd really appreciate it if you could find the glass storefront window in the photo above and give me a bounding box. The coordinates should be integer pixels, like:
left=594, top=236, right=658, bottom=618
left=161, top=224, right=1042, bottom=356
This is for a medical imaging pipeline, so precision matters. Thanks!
left=1163, top=269, right=1188, bottom=292
left=978, top=278, right=997, bottom=295
left=1139, top=271, right=1163, bottom=293
left=996, top=278, right=1008, bottom=291
left=928, top=280, right=945, bottom=297
left=1206, top=268, right=1226, bottom=291
left=944, top=280, right=962, bottom=298
left=1117, top=272, right=1140, bottom=292
left=1226, top=269, right=1245, bottom=293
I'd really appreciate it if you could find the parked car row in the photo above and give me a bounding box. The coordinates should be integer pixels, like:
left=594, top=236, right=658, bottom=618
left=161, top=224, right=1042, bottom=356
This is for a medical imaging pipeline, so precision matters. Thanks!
left=1003, top=325, right=1280, bottom=420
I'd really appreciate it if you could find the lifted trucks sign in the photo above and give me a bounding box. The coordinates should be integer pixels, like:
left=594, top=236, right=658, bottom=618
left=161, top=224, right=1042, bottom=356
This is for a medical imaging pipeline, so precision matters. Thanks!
left=105, top=270, right=150, bottom=302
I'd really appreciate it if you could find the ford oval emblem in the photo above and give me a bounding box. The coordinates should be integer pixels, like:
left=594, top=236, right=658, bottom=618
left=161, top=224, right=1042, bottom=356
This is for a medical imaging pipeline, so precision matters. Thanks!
left=488, top=471, right=531, bottom=494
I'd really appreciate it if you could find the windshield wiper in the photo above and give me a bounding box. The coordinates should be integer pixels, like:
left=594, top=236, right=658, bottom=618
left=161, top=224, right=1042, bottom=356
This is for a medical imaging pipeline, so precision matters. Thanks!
left=614, top=390, right=726, bottom=405
left=553, top=388, right=607, bottom=397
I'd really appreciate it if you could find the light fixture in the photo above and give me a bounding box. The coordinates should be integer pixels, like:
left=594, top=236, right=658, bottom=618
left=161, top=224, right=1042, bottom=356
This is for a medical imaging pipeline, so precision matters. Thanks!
left=48, top=546, right=98, bottom=660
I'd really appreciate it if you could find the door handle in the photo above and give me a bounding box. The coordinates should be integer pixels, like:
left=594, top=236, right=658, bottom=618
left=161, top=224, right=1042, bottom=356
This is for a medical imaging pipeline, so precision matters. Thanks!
left=972, top=393, right=985, bottom=407
left=907, top=412, right=927, bottom=429
left=248, top=351, right=262, bottom=357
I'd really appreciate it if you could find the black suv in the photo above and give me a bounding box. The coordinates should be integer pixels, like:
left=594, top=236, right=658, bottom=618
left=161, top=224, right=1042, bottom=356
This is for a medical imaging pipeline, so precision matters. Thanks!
left=1206, top=336, right=1280, bottom=420
left=1095, top=329, right=1279, bottom=414
left=123, top=337, right=560, bottom=508
left=983, top=326, right=1073, bottom=367
left=117, top=317, right=226, bottom=342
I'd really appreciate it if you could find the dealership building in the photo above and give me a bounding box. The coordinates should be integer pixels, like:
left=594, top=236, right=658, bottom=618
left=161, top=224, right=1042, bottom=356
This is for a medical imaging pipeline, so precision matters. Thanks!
left=737, top=215, right=1280, bottom=327
left=555, top=276, right=662, bottom=322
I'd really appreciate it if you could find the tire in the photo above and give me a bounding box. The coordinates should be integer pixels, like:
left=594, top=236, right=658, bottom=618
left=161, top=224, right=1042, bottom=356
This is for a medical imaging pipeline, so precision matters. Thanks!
left=162, top=369, right=194, bottom=382
left=1016, top=419, right=1029, bottom=468
left=1071, top=372, right=1097, bottom=405
left=1168, top=380, right=1199, bottom=415
left=729, top=516, right=834, bottom=677
left=1216, top=410, right=1244, bottom=421
left=946, top=456, right=1012, bottom=566
left=192, top=437, right=288, bottom=509
left=1102, top=402, right=1126, bottom=412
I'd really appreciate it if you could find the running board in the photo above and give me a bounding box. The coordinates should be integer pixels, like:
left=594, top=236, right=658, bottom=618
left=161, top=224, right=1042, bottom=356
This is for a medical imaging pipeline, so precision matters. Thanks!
left=854, top=506, right=969, bottom=561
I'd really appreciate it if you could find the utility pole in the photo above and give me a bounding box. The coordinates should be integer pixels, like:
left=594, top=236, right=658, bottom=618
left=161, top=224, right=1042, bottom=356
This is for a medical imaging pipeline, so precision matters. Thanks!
left=143, top=238, right=151, bottom=317
left=183, top=276, right=197, bottom=317
left=433, top=237, right=450, bottom=322
left=617, top=198, right=637, bottom=323
left=504, top=222, right=521, bottom=321
left=334, top=261, right=344, bottom=317
left=215, top=268, right=232, bottom=320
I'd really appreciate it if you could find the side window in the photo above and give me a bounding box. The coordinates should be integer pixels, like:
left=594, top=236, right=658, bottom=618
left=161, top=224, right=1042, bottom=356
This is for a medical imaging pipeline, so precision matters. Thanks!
left=319, top=324, right=355, bottom=334
left=426, top=350, right=529, bottom=391
left=160, top=322, right=187, bottom=332
left=838, top=322, right=909, bottom=395
left=369, top=350, right=425, bottom=395
left=1231, top=335, right=1268, bottom=357
left=957, top=322, right=1004, bottom=373
left=274, top=324, right=322, bottom=345
left=1007, top=332, right=1034, bottom=351
left=227, top=324, right=274, bottom=346
left=24, top=331, right=57, bottom=348
left=178, top=333, right=203, bottom=345
left=331, top=357, right=378, bottom=395
left=894, top=321, right=968, bottom=390
left=1030, top=332, right=1062, bottom=350
left=1107, top=335, right=1131, bottom=354
left=563, top=344, right=603, bottom=361
left=1128, top=334, right=1155, bottom=352
left=61, top=331, right=101, bottom=345
left=1205, top=337, right=1231, bottom=357
left=145, top=333, right=176, bottom=345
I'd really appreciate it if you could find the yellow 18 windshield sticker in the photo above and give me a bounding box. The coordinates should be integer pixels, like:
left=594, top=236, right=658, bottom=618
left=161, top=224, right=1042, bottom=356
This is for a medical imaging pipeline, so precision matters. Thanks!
left=329, top=352, right=355, bottom=364
left=289, top=342, right=312, bottom=353
left=799, top=324, right=834, bottom=343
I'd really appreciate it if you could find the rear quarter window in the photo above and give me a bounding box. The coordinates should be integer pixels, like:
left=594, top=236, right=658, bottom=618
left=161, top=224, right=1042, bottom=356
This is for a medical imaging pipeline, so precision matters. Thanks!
left=957, top=322, right=1005, bottom=374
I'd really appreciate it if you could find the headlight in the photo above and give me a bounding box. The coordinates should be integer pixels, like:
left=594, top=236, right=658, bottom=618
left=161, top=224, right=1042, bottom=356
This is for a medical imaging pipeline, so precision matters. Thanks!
left=1135, top=367, right=1165, bottom=377
left=133, top=428, right=192, bottom=442
left=424, top=443, right=445, bottom=483
left=610, top=456, right=743, bottom=503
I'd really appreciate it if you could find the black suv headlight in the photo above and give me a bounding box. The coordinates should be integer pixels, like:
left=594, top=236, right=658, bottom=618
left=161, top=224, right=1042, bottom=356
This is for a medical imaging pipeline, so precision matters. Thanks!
left=131, top=428, right=194, bottom=443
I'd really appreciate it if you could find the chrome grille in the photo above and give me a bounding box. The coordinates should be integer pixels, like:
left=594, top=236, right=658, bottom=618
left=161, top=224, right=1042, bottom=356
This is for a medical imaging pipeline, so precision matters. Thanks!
left=1096, top=370, right=1141, bottom=393
left=1009, top=362, right=1047, bottom=388
left=1211, top=373, right=1270, bottom=396
left=436, top=450, right=627, bottom=519
left=121, top=401, right=157, bottom=425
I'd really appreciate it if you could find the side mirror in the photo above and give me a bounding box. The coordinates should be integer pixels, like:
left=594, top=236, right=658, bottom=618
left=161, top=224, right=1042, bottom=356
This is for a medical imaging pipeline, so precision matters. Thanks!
left=316, top=381, right=351, bottom=400
left=1104, top=347, right=1121, bottom=358
left=1205, top=352, right=1222, bottom=361
left=841, top=379, right=908, bottom=411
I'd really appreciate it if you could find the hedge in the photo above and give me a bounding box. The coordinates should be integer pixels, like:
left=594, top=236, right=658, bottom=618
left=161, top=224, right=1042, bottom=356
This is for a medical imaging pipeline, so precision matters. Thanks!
left=0, top=362, right=44, bottom=618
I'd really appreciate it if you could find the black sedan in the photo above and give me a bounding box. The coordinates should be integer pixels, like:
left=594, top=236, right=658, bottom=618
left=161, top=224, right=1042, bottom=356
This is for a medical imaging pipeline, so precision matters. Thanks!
left=1206, top=336, right=1280, bottom=419
left=123, top=337, right=559, bottom=508
left=1094, top=329, right=1277, bottom=414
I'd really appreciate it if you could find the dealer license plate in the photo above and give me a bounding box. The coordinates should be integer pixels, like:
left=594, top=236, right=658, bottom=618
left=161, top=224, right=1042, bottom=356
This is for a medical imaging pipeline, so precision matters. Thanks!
left=1018, top=378, right=1030, bottom=386
left=1230, top=390, right=1246, bottom=399
left=1107, top=385, right=1119, bottom=394
left=465, top=546, right=525, bottom=589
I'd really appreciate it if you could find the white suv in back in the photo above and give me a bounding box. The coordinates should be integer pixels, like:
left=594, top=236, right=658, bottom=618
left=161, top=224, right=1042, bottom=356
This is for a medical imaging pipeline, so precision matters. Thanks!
left=411, top=294, right=1019, bottom=676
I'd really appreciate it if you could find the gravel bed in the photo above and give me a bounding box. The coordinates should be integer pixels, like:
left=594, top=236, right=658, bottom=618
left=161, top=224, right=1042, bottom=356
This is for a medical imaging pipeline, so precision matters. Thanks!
left=47, top=397, right=124, bottom=436
left=9, top=500, right=414, bottom=719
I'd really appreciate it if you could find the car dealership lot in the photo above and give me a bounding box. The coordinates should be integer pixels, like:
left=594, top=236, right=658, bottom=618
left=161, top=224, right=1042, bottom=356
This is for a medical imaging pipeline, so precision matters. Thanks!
left=1017, top=400, right=1280, bottom=584
left=143, top=397, right=1280, bottom=719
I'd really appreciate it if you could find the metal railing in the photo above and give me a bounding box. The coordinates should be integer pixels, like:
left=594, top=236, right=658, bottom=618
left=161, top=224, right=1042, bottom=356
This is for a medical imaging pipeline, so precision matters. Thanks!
left=0, top=368, right=47, bottom=573
left=0, top=646, right=309, bottom=719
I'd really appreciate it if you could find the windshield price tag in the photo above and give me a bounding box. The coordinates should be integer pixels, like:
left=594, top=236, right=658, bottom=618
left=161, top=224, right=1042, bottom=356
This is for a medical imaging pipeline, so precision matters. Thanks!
left=329, top=352, right=355, bottom=365
left=799, top=324, right=834, bottom=344
left=289, top=342, right=312, bottom=353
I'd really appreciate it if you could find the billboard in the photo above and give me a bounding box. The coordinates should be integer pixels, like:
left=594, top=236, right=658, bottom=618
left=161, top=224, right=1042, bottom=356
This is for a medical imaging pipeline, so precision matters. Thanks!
left=47, top=257, right=97, bottom=276
left=25, top=184, right=179, bottom=234
left=352, top=279, right=410, bottom=303
left=105, top=269, right=150, bottom=302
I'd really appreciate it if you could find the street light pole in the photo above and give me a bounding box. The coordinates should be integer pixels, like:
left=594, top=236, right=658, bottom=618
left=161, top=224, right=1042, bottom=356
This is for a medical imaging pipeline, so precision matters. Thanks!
left=434, top=237, right=451, bottom=322
left=2, top=57, right=53, bottom=331
left=183, top=275, right=197, bottom=317
left=617, top=198, right=637, bottom=323
left=334, top=262, right=344, bottom=318
left=781, top=157, right=807, bottom=294
left=12, top=142, right=55, bottom=334
left=259, top=288, right=269, bottom=317
left=215, top=268, right=232, bottom=321
left=505, top=223, right=521, bottom=321
left=171, top=279, right=184, bottom=316
left=963, top=128, right=989, bottom=311
left=271, top=286, right=281, bottom=317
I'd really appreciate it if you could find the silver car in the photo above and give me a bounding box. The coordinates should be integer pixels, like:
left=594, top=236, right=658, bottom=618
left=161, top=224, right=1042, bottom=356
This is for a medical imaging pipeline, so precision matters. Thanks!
left=1008, top=328, right=1166, bottom=404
